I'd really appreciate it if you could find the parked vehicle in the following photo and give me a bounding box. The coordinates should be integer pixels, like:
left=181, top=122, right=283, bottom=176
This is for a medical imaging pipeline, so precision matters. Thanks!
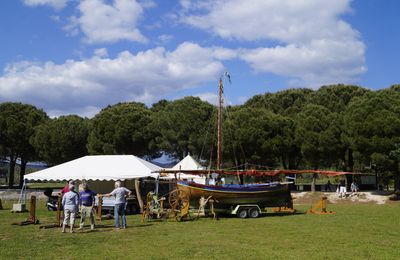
left=95, top=196, right=139, bottom=215
left=43, top=188, right=60, bottom=211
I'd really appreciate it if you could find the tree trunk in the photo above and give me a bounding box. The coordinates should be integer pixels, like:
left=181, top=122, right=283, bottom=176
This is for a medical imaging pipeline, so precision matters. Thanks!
left=8, top=154, right=16, bottom=188
left=19, top=160, right=27, bottom=188
left=394, top=161, right=400, bottom=192
left=311, top=173, right=317, bottom=192
left=134, top=179, right=144, bottom=213
left=281, top=155, right=288, bottom=169
left=348, top=148, right=354, bottom=172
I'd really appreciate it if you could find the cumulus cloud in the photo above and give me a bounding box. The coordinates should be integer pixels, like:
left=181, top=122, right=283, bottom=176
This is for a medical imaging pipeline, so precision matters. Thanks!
left=193, top=92, right=218, bottom=105
left=66, top=0, right=148, bottom=44
left=23, top=0, right=68, bottom=10
left=157, top=34, right=174, bottom=44
left=93, top=48, right=109, bottom=58
left=0, top=42, right=224, bottom=117
left=180, top=0, right=366, bottom=87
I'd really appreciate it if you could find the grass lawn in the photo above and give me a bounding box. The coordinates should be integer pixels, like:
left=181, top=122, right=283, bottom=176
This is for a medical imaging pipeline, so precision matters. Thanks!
left=0, top=199, right=399, bottom=259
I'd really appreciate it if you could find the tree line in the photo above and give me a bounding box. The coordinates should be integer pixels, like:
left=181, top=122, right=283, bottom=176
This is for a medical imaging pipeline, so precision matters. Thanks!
left=1, top=84, right=400, bottom=189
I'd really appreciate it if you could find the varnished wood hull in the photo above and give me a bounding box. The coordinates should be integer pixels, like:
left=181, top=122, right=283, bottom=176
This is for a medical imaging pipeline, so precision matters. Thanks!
left=177, top=181, right=292, bottom=209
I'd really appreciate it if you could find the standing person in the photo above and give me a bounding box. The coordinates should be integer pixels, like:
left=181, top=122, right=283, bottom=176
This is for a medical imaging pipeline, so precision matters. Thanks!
left=61, top=180, right=74, bottom=197
left=339, top=177, right=346, bottom=198
left=61, top=183, right=79, bottom=233
left=325, top=180, right=332, bottom=192
left=351, top=180, right=359, bottom=196
left=79, top=183, right=96, bottom=230
left=101, top=181, right=132, bottom=229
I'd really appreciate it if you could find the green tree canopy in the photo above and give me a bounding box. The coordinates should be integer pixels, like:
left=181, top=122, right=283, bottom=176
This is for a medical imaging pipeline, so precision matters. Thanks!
left=227, top=106, right=298, bottom=169
left=87, top=102, right=152, bottom=156
left=31, top=115, right=89, bottom=165
left=295, top=104, right=343, bottom=169
left=245, top=88, right=314, bottom=116
left=311, top=84, right=369, bottom=113
left=0, top=102, right=48, bottom=187
left=344, top=90, right=400, bottom=188
left=150, top=97, right=215, bottom=160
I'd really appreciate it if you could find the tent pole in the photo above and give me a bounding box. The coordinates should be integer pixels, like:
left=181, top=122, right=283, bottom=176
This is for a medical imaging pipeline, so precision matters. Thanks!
left=135, top=179, right=144, bottom=213
left=56, top=195, right=61, bottom=226
left=155, top=177, right=159, bottom=197
left=18, top=180, right=27, bottom=204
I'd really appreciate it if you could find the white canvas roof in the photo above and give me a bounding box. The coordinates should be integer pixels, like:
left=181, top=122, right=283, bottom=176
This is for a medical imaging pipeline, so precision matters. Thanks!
left=24, top=155, right=161, bottom=181
left=162, top=155, right=206, bottom=184
left=171, top=154, right=203, bottom=171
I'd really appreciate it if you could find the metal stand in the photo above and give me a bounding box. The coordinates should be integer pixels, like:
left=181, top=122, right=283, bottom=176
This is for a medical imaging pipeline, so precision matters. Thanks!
left=12, top=181, right=28, bottom=213
left=307, top=196, right=335, bottom=214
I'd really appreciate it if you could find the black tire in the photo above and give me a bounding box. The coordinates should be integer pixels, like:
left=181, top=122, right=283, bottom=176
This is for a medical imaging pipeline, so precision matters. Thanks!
left=237, top=208, right=248, bottom=219
left=249, top=208, right=260, bottom=218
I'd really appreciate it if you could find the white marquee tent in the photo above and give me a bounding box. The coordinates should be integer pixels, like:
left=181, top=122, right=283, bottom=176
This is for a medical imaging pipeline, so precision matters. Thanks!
left=163, top=154, right=206, bottom=184
left=24, top=155, right=161, bottom=182
left=171, top=154, right=203, bottom=171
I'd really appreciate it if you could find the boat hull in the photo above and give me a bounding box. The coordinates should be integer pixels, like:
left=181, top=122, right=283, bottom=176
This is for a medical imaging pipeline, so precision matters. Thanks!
left=177, top=181, right=292, bottom=210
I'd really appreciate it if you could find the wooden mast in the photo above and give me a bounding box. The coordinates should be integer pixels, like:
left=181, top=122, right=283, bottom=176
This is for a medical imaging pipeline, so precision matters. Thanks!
left=217, top=77, right=224, bottom=170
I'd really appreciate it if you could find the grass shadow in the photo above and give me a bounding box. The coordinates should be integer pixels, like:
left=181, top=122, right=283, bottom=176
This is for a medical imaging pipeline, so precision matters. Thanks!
left=266, top=211, right=306, bottom=217
left=132, top=223, right=153, bottom=228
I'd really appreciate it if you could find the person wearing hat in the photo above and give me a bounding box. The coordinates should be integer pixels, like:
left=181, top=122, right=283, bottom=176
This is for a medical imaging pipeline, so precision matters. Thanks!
left=78, top=183, right=96, bottom=230
left=61, top=182, right=79, bottom=233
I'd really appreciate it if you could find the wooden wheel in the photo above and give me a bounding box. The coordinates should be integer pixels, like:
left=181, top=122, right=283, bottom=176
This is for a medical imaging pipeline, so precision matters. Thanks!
left=168, top=189, right=190, bottom=221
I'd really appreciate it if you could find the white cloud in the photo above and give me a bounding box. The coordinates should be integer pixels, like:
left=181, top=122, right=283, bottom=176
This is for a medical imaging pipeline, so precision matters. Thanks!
left=180, top=0, right=366, bottom=87
left=179, top=0, right=191, bottom=10
left=138, top=0, right=156, bottom=8
left=66, top=0, right=148, bottom=44
left=239, top=39, right=366, bottom=87
left=23, top=0, right=68, bottom=10
left=93, top=48, right=108, bottom=58
left=212, top=47, right=238, bottom=60
left=193, top=92, right=218, bottom=105
left=0, top=42, right=224, bottom=117
left=157, top=34, right=174, bottom=44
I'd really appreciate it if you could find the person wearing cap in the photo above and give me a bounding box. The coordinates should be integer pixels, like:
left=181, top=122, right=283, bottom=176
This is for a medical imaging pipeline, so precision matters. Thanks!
left=61, top=183, right=79, bottom=233
left=78, top=183, right=96, bottom=230
left=100, top=181, right=132, bottom=229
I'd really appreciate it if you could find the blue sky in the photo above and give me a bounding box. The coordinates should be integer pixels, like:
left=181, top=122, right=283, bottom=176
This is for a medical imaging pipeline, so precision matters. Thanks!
left=0, top=0, right=399, bottom=117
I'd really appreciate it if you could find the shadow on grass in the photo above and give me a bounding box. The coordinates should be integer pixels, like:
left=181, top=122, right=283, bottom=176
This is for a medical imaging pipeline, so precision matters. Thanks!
left=208, top=211, right=306, bottom=219
left=77, top=229, right=104, bottom=234
left=266, top=211, right=306, bottom=217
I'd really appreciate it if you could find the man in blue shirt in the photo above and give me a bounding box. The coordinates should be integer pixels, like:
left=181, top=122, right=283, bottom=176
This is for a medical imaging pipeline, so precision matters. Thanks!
left=79, top=183, right=96, bottom=230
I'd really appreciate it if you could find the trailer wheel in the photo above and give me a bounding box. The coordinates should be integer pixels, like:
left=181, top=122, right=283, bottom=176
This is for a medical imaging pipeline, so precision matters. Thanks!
left=237, top=208, right=248, bottom=218
left=249, top=208, right=260, bottom=218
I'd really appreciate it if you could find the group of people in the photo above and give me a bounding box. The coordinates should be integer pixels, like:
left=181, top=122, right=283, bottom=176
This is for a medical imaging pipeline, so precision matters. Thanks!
left=334, top=177, right=359, bottom=198
left=61, top=180, right=132, bottom=233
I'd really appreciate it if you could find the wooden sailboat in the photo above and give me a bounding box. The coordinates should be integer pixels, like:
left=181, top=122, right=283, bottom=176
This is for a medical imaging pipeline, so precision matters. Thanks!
left=167, top=74, right=293, bottom=211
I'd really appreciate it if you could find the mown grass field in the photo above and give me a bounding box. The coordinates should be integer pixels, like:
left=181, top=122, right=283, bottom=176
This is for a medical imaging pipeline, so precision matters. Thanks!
left=1, top=199, right=399, bottom=259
